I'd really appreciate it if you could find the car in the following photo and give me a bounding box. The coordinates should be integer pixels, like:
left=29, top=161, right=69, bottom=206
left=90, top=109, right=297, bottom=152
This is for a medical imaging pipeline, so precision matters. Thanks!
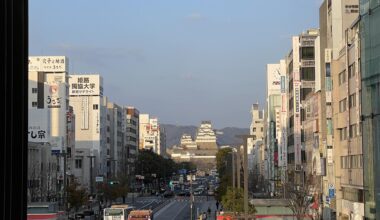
left=207, top=190, right=214, bottom=196
left=163, top=190, right=174, bottom=198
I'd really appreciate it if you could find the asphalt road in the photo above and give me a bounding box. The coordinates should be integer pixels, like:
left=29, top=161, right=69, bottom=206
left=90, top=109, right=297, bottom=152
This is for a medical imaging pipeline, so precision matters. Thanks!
left=154, top=196, right=217, bottom=220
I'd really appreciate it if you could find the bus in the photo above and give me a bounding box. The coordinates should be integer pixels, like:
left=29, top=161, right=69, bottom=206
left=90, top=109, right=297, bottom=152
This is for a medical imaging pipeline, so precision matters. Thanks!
left=128, top=210, right=154, bottom=220
left=104, top=204, right=135, bottom=220
left=27, top=203, right=65, bottom=220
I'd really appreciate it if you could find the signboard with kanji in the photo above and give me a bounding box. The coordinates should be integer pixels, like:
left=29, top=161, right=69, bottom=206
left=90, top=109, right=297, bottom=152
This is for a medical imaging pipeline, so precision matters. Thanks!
left=29, top=56, right=68, bottom=72
left=28, top=109, right=50, bottom=143
left=69, top=75, right=103, bottom=96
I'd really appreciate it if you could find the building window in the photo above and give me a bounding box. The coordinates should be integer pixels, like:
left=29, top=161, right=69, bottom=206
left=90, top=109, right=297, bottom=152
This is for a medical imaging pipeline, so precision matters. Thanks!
left=339, top=98, right=347, bottom=113
left=75, top=159, right=82, bottom=169
left=261, top=127, right=263, bottom=132
left=253, top=135, right=256, bottom=140
left=107, top=137, right=110, bottom=143
left=93, top=104, right=98, bottom=110
left=339, top=127, right=347, bottom=141
left=301, top=47, right=314, bottom=59
left=348, top=63, right=356, bottom=78
left=301, top=67, right=315, bottom=81
left=32, top=88, right=38, bottom=93
left=32, top=102, right=37, bottom=107
left=253, top=128, right=256, bottom=132
left=349, top=124, right=357, bottom=138
left=349, top=93, right=356, bottom=108
left=339, top=70, right=346, bottom=85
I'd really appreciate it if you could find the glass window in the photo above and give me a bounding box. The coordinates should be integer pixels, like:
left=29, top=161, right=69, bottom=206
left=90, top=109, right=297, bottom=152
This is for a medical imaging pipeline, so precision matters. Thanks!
left=32, top=88, right=37, bottom=93
left=32, top=102, right=37, bottom=107
left=75, top=159, right=82, bottom=169
left=301, top=47, right=314, bottom=59
left=93, top=104, right=98, bottom=110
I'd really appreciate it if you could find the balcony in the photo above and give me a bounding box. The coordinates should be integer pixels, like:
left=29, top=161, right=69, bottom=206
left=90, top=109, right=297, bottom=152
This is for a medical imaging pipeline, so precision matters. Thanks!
left=301, top=60, right=315, bottom=67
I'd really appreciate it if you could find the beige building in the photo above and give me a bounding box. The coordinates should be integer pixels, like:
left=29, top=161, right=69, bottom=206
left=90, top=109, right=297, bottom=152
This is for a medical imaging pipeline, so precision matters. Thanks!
left=331, top=20, right=363, bottom=219
left=318, top=0, right=360, bottom=218
left=285, top=29, right=319, bottom=186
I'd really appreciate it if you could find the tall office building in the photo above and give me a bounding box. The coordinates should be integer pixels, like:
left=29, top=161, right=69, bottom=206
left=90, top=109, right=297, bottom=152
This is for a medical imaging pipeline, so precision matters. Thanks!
left=123, top=107, right=140, bottom=177
left=265, top=60, right=287, bottom=194
left=360, top=0, right=380, bottom=219
left=286, top=29, right=319, bottom=186
left=69, top=74, right=107, bottom=191
left=319, top=1, right=360, bottom=218
left=106, top=102, right=124, bottom=178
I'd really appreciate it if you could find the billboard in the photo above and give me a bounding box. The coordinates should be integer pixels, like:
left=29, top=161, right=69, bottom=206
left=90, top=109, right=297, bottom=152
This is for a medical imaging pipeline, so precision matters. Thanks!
left=45, top=82, right=66, bottom=109
left=294, top=71, right=302, bottom=166
left=29, top=56, right=68, bottom=72
left=69, top=75, right=103, bottom=96
left=28, top=109, right=50, bottom=143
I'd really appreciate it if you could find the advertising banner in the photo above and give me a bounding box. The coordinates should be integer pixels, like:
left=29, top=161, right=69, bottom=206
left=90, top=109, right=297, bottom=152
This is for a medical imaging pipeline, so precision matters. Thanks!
left=69, top=75, right=103, bottom=96
left=29, top=56, right=68, bottom=72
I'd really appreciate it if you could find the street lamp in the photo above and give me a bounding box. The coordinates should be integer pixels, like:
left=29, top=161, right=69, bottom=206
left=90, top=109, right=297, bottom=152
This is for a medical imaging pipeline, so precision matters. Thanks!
left=236, top=135, right=254, bottom=220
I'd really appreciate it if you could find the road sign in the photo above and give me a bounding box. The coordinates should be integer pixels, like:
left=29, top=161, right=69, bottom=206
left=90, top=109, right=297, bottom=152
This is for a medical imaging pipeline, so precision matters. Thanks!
left=329, top=188, right=335, bottom=198
left=95, top=176, right=104, bottom=182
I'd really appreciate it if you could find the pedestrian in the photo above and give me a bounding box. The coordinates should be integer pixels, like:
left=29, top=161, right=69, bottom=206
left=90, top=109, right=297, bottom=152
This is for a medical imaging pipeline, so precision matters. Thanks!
left=202, top=212, right=207, bottom=220
left=216, top=200, right=219, bottom=210
left=207, top=207, right=211, bottom=217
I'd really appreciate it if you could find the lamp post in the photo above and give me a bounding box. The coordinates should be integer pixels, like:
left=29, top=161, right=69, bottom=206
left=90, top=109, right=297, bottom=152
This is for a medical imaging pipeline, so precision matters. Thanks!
left=87, top=155, right=96, bottom=197
left=237, top=135, right=254, bottom=220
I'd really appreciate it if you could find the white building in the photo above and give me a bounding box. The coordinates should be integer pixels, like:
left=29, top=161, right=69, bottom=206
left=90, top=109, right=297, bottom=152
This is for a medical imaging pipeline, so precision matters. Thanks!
left=195, top=121, right=218, bottom=150
left=139, top=114, right=164, bottom=155
left=28, top=56, right=72, bottom=199
left=69, top=74, right=107, bottom=191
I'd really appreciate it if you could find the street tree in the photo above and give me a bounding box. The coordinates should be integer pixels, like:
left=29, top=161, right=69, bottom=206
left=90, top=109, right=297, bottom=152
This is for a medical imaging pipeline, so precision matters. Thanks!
left=285, top=172, right=319, bottom=220
left=221, top=187, right=256, bottom=214
left=215, top=148, right=233, bottom=201
left=66, top=178, right=88, bottom=212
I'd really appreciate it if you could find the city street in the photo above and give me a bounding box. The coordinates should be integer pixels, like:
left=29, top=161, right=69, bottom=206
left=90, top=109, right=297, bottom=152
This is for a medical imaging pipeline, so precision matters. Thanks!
left=154, top=196, right=217, bottom=220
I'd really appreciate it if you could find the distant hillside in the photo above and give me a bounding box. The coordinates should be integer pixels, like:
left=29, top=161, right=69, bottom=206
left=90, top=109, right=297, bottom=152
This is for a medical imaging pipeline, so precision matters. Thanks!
left=161, top=124, right=249, bottom=148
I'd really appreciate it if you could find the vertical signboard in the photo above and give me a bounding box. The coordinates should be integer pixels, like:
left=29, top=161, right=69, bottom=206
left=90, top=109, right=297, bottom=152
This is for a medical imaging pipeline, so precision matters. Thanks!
left=28, top=109, right=50, bottom=142
left=294, top=70, right=302, bottom=167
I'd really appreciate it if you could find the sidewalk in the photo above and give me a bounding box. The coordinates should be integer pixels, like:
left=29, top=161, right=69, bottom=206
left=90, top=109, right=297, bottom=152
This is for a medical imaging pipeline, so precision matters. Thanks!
left=196, top=200, right=217, bottom=220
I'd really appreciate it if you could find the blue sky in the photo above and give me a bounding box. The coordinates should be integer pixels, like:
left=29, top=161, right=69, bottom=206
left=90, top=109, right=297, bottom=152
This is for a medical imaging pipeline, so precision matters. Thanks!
left=30, top=0, right=321, bottom=128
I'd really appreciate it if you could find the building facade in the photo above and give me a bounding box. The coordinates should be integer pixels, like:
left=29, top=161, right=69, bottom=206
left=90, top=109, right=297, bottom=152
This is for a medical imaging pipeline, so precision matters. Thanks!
left=69, top=74, right=107, bottom=191
left=360, top=0, right=380, bottom=219
left=286, top=29, right=319, bottom=186
left=139, top=114, right=163, bottom=155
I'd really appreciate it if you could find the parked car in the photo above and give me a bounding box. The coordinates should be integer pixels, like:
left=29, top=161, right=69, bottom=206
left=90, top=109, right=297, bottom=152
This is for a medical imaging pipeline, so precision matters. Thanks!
left=163, top=190, right=174, bottom=198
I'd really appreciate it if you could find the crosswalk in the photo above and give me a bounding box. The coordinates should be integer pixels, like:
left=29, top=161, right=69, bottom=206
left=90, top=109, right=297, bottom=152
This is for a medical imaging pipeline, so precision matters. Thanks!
left=170, top=196, right=212, bottom=202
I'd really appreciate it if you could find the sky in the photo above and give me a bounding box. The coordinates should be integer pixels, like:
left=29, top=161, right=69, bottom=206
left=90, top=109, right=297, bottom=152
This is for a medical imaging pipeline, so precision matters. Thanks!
left=29, top=0, right=321, bottom=128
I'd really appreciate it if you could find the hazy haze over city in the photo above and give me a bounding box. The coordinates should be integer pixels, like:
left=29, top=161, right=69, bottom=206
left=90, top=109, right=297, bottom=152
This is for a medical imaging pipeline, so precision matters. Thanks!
left=29, top=0, right=320, bottom=128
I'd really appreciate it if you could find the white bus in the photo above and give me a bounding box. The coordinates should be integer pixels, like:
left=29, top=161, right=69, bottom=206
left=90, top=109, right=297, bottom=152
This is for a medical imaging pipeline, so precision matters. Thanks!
left=104, top=205, right=135, bottom=220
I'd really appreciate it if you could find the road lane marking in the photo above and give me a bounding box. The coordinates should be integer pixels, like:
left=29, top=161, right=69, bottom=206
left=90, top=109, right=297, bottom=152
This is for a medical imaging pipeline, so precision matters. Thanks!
left=154, top=200, right=176, bottom=217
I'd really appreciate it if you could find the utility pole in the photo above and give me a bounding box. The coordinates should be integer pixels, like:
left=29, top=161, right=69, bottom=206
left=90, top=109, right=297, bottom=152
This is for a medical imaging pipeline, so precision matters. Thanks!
left=232, top=150, right=235, bottom=189
left=237, top=135, right=254, bottom=220
left=62, top=150, right=67, bottom=211
left=87, top=155, right=96, bottom=197
left=236, top=147, right=241, bottom=189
